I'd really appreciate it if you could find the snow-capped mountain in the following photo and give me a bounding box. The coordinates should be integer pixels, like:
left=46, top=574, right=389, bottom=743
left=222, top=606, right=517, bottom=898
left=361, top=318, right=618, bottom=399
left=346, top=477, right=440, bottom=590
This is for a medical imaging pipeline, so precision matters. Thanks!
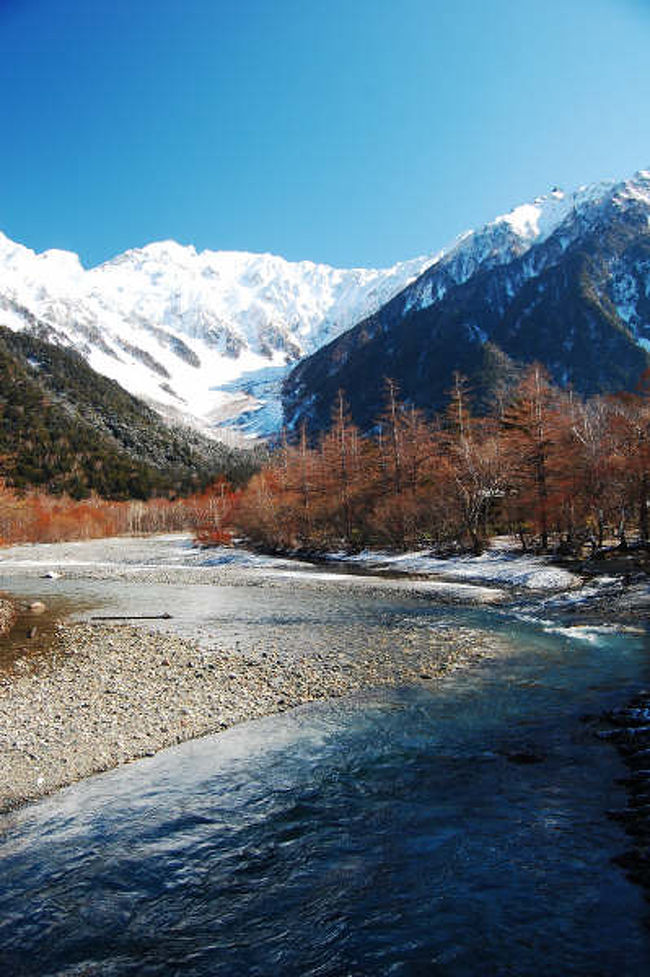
left=0, top=234, right=433, bottom=437
left=4, top=168, right=650, bottom=443
left=284, top=170, right=650, bottom=432
left=397, top=170, right=650, bottom=318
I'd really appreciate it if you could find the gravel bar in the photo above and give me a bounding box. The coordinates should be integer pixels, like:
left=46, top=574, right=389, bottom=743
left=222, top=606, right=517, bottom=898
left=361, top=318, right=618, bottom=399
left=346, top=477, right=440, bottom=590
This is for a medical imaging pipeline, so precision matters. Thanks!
left=0, top=618, right=493, bottom=813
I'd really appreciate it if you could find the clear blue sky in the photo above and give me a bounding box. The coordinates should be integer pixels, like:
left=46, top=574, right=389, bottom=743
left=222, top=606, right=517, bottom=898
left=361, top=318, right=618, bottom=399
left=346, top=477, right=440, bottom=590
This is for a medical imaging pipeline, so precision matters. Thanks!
left=2, top=0, right=650, bottom=269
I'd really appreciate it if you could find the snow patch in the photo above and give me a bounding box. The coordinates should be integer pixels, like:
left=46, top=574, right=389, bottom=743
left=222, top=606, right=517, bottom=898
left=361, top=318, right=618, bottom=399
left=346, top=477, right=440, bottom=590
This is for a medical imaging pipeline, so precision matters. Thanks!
left=331, top=547, right=581, bottom=591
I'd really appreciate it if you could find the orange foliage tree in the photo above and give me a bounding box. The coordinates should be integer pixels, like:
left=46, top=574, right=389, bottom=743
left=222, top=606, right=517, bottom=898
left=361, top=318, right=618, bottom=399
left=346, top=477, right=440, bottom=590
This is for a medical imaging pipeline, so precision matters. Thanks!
left=231, top=364, right=650, bottom=556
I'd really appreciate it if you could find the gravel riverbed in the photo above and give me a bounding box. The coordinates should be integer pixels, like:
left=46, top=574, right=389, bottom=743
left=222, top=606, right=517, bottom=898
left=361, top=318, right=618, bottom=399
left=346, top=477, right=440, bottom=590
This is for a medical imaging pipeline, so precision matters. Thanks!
left=0, top=617, right=494, bottom=813
left=0, top=598, right=17, bottom=637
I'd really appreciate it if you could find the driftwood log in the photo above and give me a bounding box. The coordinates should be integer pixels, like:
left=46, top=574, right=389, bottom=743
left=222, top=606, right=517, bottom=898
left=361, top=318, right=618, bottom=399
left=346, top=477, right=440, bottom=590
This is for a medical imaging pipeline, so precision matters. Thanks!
left=90, top=613, right=173, bottom=621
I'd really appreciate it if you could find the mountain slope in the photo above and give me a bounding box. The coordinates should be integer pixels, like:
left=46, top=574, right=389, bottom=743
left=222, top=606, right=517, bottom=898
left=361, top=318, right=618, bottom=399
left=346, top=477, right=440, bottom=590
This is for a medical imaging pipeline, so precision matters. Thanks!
left=0, top=327, right=262, bottom=498
left=0, top=236, right=433, bottom=436
left=283, top=171, right=650, bottom=432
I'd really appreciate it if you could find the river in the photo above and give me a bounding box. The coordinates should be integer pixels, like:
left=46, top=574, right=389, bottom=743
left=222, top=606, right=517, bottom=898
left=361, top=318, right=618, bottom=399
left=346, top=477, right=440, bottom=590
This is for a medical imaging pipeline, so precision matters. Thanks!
left=0, top=535, right=649, bottom=975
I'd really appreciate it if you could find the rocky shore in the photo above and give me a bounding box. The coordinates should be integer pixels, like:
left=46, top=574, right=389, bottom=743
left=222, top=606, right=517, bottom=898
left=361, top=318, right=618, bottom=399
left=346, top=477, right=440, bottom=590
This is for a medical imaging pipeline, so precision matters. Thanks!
left=0, top=617, right=491, bottom=813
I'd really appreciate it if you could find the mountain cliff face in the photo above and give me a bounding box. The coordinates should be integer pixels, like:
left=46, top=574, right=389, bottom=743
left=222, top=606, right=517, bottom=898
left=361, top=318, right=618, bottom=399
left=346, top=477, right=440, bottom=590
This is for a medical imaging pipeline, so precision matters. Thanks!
left=0, top=235, right=432, bottom=436
left=283, top=172, right=650, bottom=432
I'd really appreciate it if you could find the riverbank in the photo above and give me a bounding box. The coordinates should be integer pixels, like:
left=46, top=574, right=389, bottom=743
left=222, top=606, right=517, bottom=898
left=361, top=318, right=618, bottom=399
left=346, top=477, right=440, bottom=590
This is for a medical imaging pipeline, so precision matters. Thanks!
left=0, top=616, right=494, bottom=813
left=313, top=542, right=650, bottom=623
left=0, top=533, right=647, bottom=814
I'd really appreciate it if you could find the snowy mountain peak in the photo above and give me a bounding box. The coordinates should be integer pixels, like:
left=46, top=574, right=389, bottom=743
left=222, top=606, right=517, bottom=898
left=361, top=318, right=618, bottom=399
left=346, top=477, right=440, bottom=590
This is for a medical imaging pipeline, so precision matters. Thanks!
left=0, top=231, right=84, bottom=285
left=401, top=168, right=650, bottom=320
left=613, top=169, right=650, bottom=210
left=284, top=172, right=650, bottom=435
left=490, top=168, right=650, bottom=249
left=118, top=239, right=200, bottom=264
left=495, top=188, right=570, bottom=243
left=0, top=231, right=434, bottom=437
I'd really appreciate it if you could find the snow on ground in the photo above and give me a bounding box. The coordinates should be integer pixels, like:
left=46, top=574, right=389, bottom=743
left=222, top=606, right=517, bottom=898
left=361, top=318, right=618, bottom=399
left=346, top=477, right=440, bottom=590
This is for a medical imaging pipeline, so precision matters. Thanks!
left=0, top=534, right=575, bottom=595
left=0, top=535, right=306, bottom=573
left=331, top=546, right=582, bottom=591
left=0, top=535, right=508, bottom=605
left=0, top=535, right=585, bottom=593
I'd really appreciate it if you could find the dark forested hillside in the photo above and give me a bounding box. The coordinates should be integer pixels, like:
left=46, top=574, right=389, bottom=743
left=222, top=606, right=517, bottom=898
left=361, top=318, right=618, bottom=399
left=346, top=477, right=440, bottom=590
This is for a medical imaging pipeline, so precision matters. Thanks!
left=0, top=327, right=263, bottom=498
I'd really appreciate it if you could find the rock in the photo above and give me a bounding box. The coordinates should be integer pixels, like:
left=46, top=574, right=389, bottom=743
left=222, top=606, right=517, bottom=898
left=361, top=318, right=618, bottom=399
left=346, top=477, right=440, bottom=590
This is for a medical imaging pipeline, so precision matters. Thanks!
left=606, top=707, right=650, bottom=726
left=28, top=601, right=47, bottom=614
left=624, top=749, right=650, bottom=768
left=598, top=726, right=650, bottom=742
left=608, top=806, right=650, bottom=822
left=612, top=850, right=645, bottom=872
left=600, top=693, right=650, bottom=905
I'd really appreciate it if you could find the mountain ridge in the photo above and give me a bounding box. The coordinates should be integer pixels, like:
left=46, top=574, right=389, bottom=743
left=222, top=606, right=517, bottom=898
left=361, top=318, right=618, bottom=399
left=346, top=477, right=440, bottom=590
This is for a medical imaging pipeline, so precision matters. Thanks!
left=4, top=167, right=650, bottom=441
left=0, top=326, right=262, bottom=498
left=283, top=170, right=650, bottom=432
left=0, top=231, right=433, bottom=436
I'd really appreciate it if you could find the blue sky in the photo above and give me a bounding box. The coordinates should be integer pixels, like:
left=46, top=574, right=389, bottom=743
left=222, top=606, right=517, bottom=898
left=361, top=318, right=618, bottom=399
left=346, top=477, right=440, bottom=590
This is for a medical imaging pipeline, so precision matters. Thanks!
left=1, top=0, right=650, bottom=268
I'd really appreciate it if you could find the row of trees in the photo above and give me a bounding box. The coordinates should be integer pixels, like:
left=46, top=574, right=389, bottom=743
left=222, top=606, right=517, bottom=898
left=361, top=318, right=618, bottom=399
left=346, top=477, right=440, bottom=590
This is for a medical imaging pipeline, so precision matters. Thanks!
left=232, top=366, right=650, bottom=555
left=0, top=479, right=239, bottom=546
left=3, top=365, right=647, bottom=556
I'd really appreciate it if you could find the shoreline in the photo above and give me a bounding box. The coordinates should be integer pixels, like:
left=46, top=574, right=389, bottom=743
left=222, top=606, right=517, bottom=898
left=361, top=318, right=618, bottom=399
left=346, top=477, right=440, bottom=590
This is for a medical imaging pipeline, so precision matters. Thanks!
left=0, top=618, right=492, bottom=814
left=304, top=547, right=650, bottom=624
left=0, top=534, right=647, bottom=815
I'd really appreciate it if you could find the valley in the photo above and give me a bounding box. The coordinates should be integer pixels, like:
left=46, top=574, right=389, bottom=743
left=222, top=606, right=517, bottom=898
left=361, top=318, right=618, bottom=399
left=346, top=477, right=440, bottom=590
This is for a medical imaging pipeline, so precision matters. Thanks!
left=5, top=3, right=650, bottom=973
